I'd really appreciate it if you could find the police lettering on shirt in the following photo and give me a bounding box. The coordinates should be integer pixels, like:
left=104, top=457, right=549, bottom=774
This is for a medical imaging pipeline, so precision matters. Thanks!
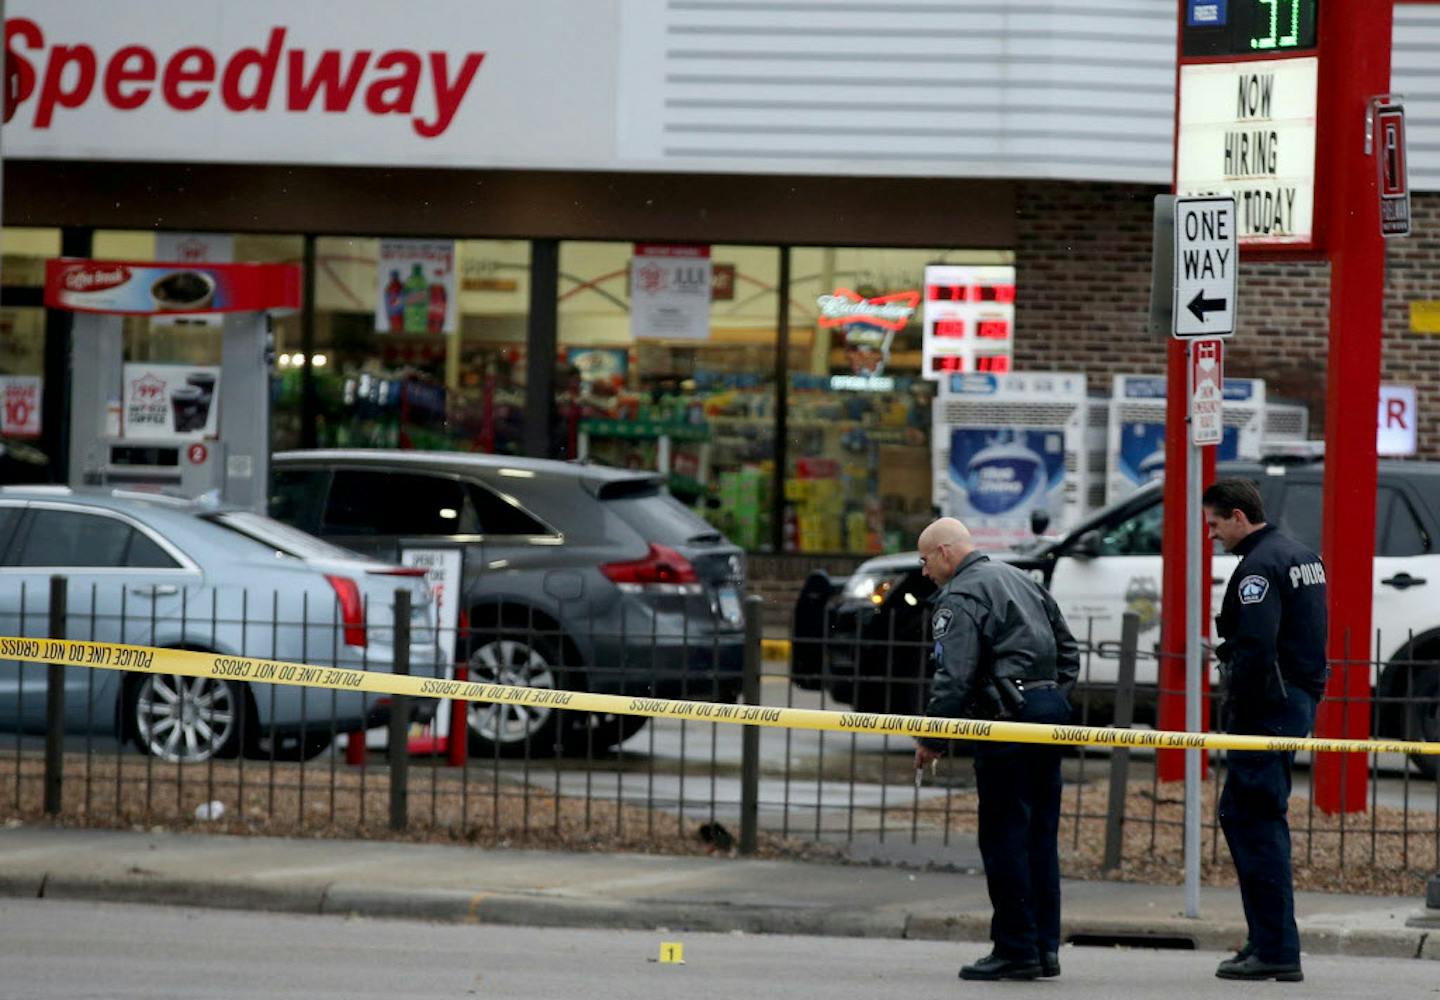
left=1288, top=561, right=1326, bottom=589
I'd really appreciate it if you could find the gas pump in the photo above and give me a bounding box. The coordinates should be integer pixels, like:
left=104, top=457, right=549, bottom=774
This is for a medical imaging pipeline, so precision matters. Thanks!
left=43, top=259, right=301, bottom=512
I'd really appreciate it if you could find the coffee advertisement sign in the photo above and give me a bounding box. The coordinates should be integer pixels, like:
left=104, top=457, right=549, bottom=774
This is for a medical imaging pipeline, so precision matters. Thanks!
left=122, top=364, right=221, bottom=441
left=44, top=260, right=301, bottom=315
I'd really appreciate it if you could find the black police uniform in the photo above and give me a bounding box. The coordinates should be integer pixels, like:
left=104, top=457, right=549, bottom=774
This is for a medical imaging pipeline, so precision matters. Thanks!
left=1215, top=524, right=1328, bottom=968
left=918, top=551, right=1080, bottom=967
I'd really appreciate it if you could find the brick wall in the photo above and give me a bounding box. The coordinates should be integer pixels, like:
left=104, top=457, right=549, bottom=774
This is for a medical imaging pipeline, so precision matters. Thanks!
left=1014, top=180, right=1440, bottom=456
left=754, top=184, right=1440, bottom=625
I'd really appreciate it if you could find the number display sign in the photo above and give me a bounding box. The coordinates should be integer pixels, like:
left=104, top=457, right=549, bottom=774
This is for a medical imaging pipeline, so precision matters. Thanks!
left=1182, top=0, right=1318, bottom=57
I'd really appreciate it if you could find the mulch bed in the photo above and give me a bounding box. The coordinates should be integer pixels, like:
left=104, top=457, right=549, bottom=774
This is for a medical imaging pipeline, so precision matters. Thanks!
left=2, top=752, right=1434, bottom=895
left=889, top=777, right=1440, bottom=897
left=0, top=751, right=841, bottom=861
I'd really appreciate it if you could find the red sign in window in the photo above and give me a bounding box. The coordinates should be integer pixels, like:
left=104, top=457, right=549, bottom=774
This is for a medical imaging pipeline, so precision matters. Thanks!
left=977, top=284, right=1015, bottom=304
left=976, top=319, right=1010, bottom=340
left=975, top=355, right=1011, bottom=373
left=932, top=319, right=966, bottom=338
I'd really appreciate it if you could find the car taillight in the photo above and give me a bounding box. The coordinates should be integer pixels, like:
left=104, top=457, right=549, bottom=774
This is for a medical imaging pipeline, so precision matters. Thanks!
left=325, top=575, right=368, bottom=647
left=601, top=543, right=703, bottom=594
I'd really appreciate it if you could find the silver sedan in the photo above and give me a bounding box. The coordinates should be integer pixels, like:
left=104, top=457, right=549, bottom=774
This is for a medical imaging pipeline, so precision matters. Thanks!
left=0, top=488, right=440, bottom=763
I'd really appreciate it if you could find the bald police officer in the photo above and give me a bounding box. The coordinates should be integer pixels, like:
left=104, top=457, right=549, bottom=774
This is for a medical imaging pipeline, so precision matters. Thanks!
left=1204, top=478, right=1327, bottom=984
left=913, top=517, right=1079, bottom=981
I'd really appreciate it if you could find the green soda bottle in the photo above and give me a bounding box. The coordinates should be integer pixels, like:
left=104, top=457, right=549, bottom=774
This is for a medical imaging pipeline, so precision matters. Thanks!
left=402, top=263, right=428, bottom=333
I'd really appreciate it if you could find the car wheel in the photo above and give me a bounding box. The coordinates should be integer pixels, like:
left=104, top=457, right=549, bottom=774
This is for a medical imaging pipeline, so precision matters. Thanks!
left=255, top=731, right=334, bottom=762
left=564, top=712, right=649, bottom=755
left=1404, top=663, right=1439, bottom=780
left=128, top=674, right=243, bottom=763
left=465, top=633, right=567, bottom=757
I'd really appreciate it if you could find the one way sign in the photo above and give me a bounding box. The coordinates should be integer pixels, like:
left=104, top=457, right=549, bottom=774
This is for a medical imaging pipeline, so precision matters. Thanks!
left=1173, top=195, right=1237, bottom=339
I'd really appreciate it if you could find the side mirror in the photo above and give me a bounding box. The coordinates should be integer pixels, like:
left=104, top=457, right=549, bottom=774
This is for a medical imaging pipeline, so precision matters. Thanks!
left=1030, top=508, right=1051, bottom=536
left=1069, top=530, right=1101, bottom=560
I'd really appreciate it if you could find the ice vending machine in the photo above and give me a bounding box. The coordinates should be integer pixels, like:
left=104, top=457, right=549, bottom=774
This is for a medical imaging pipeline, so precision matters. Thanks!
left=1105, top=374, right=1266, bottom=505
left=931, top=371, right=1104, bottom=550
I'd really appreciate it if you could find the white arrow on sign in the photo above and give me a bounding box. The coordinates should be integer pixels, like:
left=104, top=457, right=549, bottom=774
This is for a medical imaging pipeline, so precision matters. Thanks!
left=1173, top=195, right=1237, bottom=339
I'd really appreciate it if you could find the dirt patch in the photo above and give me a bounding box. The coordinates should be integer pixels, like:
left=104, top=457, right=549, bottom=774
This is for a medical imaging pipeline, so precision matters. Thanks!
left=2, top=752, right=1434, bottom=895
left=889, top=778, right=1440, bottom=897
left=0, top=752, right=842, bottom=862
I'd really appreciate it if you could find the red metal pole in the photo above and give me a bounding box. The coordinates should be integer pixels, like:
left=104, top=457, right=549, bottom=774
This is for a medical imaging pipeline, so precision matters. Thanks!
left=1158, top=338, right=1189, bottom=781
left=346, top=728, right=367, bottom=765
left=1312, top=0, right=1392, bottom=814
left=447, top=666, right=470, bottom=767
left=448, top=609, right=469, bottom=767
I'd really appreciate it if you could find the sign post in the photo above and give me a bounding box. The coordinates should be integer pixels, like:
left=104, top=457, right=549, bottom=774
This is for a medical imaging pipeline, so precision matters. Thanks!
left=1309, top=0, right=1394, bottom=816
left=1170, top=194, right=1235, bottom=921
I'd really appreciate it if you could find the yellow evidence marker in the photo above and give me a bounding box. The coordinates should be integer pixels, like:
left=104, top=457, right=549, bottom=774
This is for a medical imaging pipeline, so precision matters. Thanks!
left=658, top=942, right=685, bottom=964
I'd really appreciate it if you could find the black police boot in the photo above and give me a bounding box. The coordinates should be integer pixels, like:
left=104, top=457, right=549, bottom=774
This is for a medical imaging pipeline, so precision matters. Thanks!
left=1214, top=940, right=1254, bottom=976
left=1040, top=951, right=1060, bottom=978
left=1214, top=954, right=1303, bottom=982
left=959, top=953, right=1042, bottom=981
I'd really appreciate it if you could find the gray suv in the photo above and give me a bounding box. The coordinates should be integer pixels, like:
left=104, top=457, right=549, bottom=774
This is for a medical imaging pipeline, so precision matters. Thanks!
left=270, top=450, right=746, bottom=756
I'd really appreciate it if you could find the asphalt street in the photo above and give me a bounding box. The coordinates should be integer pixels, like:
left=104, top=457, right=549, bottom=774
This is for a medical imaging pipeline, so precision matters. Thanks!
left=0, top=898, right=1433, bottom=1000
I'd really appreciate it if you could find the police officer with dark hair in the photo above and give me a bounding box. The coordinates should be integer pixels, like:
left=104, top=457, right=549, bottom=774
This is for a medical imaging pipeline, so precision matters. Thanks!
left=913, top=517, right=1078, bottom=982
left=1203, top=478, right=1328, bottom=984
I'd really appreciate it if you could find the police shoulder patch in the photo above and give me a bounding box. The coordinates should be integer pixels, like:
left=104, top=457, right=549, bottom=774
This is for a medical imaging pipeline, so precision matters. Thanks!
left=1237, top=574, right=1269, bottom=605
left=932, top=608, right=953, bottom=637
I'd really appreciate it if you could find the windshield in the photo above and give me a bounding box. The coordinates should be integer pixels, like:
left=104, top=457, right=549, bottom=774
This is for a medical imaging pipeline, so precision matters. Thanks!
left=207, top=511, right=368, bottom=563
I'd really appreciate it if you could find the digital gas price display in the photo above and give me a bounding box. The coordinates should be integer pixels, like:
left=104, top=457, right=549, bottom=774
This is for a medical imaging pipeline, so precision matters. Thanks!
left=1182, top=0, right=1318, bottom=58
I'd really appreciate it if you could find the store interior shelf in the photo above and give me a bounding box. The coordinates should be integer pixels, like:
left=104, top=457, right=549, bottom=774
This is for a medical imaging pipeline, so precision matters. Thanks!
left=578, top=419, right=710, bottom=442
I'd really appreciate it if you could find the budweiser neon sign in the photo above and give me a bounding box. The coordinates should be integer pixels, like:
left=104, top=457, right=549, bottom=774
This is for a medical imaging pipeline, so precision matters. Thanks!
left=815, top=288, right=920, bottom=331
left=4, top=20, right=485, bottom=138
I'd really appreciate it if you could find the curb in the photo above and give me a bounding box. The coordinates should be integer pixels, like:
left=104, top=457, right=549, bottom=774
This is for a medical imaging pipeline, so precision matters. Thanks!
left=40, top=874, right=327, bottom=915
left=905, top=914, right=1431, bottom=961
left=0, top=870, right=1432, bottom=960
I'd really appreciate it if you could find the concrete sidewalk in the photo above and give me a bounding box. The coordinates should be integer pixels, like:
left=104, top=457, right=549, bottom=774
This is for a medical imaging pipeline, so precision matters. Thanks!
left=0, top=826, right=1436, bottom=961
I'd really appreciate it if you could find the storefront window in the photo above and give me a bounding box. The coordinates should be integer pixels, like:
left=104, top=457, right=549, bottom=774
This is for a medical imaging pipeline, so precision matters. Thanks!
left=558, top=242, right=779, bottom=550
left=0, top=230, right=66, bottom=480
left=313, top=237, right=530, bottom=453
left=786, top=247, right=1013, bottom=555
left=0, top=227, right=55, bottom=382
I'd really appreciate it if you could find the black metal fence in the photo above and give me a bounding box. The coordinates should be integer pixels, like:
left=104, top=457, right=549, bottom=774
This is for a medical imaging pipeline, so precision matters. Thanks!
left=1, top=576, right=1436, bottom=896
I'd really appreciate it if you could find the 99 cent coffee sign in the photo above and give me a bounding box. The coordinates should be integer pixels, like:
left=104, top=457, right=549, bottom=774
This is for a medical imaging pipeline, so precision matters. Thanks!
left=122, top=364, right=221, bottom=442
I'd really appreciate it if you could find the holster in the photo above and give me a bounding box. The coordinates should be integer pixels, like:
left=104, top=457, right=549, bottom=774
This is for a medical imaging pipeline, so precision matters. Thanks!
left=968, top=676, right=1027, bottom=721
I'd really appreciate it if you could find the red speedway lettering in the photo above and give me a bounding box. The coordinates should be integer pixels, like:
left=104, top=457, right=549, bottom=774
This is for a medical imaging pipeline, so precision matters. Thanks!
left=5, top=19, right=484, bottom=138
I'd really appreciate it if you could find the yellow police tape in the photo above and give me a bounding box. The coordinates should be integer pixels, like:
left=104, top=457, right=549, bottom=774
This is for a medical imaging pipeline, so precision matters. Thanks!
left=4, top=635, right=1439, bottom=758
